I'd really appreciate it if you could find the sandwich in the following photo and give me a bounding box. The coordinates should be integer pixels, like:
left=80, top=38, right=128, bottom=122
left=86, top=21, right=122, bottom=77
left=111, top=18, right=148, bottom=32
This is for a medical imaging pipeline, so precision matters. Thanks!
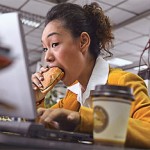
left=39, top=67, right=64, bottom=94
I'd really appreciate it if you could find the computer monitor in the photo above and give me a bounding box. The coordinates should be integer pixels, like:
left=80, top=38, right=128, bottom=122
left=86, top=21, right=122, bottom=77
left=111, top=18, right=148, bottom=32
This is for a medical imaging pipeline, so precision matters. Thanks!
left=0, top=12, right=36, bottom=119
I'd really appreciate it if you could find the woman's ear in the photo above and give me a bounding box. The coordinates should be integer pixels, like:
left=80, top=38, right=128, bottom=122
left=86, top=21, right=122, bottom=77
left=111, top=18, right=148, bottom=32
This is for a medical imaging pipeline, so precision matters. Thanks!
left=80, top=32, right=90, bottom=54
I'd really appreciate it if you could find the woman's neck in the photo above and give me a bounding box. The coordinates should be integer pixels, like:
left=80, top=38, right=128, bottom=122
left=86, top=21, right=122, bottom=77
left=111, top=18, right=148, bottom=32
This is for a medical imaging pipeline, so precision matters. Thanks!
left=78, top=56, right=96, bottom=92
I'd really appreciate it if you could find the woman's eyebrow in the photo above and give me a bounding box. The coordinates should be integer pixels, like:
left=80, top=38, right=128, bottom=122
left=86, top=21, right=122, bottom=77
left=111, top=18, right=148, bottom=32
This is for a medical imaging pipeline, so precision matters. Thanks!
left=41, top=32, right=61, bottom=43
left=47, top=32, right=61, bottom=38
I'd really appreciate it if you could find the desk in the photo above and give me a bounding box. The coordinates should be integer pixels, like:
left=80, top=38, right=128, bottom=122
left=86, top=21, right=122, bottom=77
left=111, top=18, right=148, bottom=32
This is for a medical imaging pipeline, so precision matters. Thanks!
left=0, top=133, right=146, bottom=150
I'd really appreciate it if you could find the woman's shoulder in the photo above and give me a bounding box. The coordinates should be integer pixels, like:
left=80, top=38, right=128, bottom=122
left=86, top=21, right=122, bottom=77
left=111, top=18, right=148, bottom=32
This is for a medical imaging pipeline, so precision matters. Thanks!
left=109, top=67, right=129, bottom=77
left=107, top=67, right=143, bottom=85
left=109, top=67, right=138, bottom=76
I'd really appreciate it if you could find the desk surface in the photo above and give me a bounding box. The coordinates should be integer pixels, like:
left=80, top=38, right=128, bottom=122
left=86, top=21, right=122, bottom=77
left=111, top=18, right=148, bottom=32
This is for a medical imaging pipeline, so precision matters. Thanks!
left=0, top=132, right=146, bottom=150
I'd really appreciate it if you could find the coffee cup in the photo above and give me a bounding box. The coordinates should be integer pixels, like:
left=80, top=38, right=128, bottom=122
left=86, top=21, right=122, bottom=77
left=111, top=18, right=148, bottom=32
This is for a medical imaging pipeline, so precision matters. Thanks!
left=91, top=85, right=134, bottom=146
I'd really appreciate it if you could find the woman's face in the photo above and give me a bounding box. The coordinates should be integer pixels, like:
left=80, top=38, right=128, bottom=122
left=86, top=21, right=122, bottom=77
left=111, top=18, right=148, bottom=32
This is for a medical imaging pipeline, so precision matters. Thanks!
left=41, top=20, right=86, bottom=86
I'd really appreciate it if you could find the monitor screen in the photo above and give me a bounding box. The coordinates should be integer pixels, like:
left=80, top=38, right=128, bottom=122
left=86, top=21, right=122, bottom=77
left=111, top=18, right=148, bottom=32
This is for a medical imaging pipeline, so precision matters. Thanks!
left=0, top=12, right=36, bottom=120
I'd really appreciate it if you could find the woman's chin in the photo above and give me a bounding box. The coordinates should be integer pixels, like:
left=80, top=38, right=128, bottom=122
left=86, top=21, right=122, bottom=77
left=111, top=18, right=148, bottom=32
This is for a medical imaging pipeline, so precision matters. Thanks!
left=63, top=79, right=77, bottom=87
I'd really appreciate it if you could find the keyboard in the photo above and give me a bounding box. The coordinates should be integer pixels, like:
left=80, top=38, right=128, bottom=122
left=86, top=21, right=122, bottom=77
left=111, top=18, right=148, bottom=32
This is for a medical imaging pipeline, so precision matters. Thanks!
left=0, top=120, right=93, bottom=143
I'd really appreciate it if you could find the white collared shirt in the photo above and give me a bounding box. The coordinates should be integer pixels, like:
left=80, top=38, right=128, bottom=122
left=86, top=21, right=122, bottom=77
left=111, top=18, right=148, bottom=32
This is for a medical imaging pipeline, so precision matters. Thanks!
left=67, top=55, right=109, bottom=107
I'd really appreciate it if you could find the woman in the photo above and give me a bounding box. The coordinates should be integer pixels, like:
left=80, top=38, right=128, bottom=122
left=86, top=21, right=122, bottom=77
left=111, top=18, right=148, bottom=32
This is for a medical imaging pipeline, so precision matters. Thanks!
left=32, top=2, right=150, bottom=148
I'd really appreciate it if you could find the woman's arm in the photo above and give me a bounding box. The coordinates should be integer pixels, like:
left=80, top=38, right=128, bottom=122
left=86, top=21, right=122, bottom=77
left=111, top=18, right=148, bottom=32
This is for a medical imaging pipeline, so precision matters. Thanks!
left=108, top=69, right=150, bottom=148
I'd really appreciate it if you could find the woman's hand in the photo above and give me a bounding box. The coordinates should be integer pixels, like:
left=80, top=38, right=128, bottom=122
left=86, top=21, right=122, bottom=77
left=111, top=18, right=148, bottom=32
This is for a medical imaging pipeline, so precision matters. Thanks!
left=37, top=107, right=81, bottom=131
left=31, top=67, right=49, bottom=102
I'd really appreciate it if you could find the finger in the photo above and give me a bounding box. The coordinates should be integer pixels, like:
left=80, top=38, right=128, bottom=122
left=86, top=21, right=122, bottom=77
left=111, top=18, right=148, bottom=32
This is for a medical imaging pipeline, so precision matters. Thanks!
left=38, top=108, right=63, bottom=126
left=32, top=73, right=43, bottom=88
left=34, top=72, right=44, bottom=81
left=37, top=107, right=46, bottom=116
left=43, top=108, right=65, bottom=122
left=67, top=113, right=75, bottom=121
left=39, top=108, right=54, bottom=122
left=47, top=121, right=60, bottom=129
left=32, top=82, right=38, bottom=90
left=67, top=112, right=80, bottom=124
left=39, top=67, right=49, bottom=74
left=38, top=108, right=56, bottom=125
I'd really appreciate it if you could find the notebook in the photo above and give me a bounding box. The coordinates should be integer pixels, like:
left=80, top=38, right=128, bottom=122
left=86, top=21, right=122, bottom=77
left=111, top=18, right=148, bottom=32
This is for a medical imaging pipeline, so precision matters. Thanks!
left=0, top=12, right=92, bottom=145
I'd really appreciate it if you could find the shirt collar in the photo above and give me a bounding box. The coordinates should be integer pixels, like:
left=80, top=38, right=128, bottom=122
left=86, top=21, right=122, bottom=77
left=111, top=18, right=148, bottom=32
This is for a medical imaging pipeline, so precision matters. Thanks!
left=67, top=55, right=109, bottom=106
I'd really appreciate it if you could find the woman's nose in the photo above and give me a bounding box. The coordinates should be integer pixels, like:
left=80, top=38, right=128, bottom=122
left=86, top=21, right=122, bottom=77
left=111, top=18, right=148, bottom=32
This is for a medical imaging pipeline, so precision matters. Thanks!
left=44, top=49, right=54, bottom=62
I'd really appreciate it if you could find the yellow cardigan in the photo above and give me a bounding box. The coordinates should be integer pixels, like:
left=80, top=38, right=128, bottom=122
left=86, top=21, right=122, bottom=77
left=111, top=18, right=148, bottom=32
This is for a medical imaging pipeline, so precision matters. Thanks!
left=49, top=68, right=150, bottom=148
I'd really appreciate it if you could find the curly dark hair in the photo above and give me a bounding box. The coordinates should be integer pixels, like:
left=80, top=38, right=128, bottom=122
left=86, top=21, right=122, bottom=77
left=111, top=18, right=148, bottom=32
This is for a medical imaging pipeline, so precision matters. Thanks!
left=45, top=2, right=114, bottom=59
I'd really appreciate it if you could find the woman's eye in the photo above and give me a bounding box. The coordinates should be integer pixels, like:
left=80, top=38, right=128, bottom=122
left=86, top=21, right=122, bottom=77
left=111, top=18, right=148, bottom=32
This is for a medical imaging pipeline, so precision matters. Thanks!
left=52, top=43, right=59, bottom=48
left=43, top=48, right=48, bottom=52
